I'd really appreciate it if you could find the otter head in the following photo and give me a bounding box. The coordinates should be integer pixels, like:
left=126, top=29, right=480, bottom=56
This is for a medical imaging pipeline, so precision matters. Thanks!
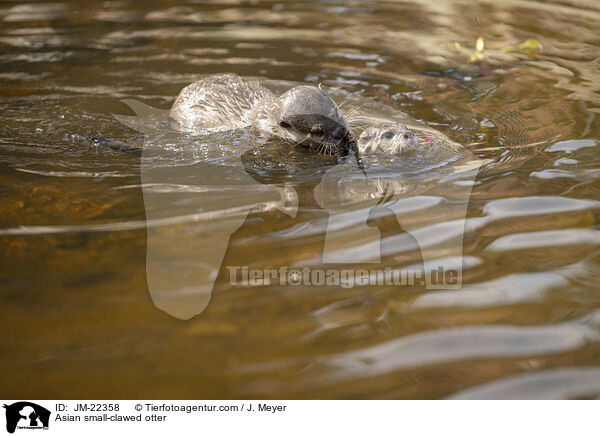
left=357, top=123, right=418, bottom=154
left=273, top=85, right=350, bottom=155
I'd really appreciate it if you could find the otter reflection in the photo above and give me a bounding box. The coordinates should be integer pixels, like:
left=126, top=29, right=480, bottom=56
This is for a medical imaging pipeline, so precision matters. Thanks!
left=214, top=141, right=338, bottom=289
left=213, top=140, right=423, bottom=293
left=366, top=187, right=425, bottom=270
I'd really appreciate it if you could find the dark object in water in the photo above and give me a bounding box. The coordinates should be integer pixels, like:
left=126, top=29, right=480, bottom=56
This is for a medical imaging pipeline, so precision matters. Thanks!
left=92, top=136, right=141, bottom=155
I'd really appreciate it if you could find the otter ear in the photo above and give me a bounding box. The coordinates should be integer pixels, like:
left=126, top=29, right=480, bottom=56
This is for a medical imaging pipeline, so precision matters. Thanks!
left=318, top=83, right=324, bottom=92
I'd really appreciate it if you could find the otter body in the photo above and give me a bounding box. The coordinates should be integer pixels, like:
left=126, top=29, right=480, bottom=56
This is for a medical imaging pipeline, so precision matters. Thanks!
left=170, top=74, right=350, bottom=155
left=169, top=75, right=464, bottom=160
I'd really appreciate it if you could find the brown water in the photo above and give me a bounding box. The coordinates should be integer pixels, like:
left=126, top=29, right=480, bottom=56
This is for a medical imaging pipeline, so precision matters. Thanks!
left=2, top=0, right=600, bottom=399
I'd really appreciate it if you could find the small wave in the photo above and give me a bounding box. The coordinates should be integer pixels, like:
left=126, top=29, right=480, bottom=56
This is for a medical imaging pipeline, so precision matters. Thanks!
left=448, top=367, right=600, bottom=399
left=15, top=168, right=135, bottom=178
left=484, top=228, right=600, bottom=252
left=412, top=271, right=569, bottom=309
left=0, top=202, right=283, bottom=235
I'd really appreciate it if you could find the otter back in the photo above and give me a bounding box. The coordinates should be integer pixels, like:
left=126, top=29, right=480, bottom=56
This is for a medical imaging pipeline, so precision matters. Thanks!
left=169, top=73, right=274, bottom=132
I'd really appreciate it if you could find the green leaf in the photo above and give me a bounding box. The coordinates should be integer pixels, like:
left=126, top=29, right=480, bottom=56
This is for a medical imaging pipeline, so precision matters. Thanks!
left=518, top=38, right=542, bottom=59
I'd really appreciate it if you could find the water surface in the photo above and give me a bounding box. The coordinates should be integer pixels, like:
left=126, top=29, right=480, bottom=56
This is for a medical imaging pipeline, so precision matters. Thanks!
left=1, top=0, right=600, bottom=399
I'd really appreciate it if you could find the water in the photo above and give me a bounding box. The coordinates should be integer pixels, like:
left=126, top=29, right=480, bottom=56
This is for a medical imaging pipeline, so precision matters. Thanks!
left=1, top=0, right=600, bottom=399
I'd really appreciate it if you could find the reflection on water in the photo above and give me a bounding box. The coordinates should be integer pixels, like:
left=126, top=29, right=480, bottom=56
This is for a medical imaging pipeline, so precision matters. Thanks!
left=1, top=0, right=600, bottom=399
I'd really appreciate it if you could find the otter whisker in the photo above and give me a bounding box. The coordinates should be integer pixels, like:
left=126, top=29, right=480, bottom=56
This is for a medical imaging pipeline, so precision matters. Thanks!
left=338, top=90, right=365, bottom=112
left=343, top=102, right=364, bottom=114
left=343, top=106, right=360, bottom=120
left=338, top=93, right=358, bottom=111
left=346, top=105, right=366, bottom=120
left=289, top=135, right=310, bottom=149
left=343, top=104, right=368, bottom=127
left=326, top=143, right=338, bottom=155
left=317, top=142, right=329, bottom=155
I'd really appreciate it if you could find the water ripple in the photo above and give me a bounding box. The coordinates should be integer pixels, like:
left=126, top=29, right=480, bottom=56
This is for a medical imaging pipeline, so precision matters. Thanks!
left=449, top=367, right=600, bottom=399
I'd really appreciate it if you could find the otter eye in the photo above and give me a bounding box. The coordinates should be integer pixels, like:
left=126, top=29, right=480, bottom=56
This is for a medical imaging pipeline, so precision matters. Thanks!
left=279, top=121, right=291, bottom=129
left=384, top=131, right=395, bottom=139
left=310, top=126, right=324, bottom=136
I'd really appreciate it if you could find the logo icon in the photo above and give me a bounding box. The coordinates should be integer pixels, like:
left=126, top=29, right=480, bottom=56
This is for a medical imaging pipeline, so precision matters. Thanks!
left=3, top=402, right=50, bottom=434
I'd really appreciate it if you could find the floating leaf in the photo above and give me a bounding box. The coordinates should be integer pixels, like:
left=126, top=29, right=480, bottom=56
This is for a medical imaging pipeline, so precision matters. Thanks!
left=518, top=38, right=541, bottom=59
left=469, top=51, right=484, bottom=62
left=502, top=38, right=541, bottom=58
left=454, top=36, right=486, bottom=63
left=458, top=37, right=542, bottom=63
left=476, top=36, right=485, bottom=52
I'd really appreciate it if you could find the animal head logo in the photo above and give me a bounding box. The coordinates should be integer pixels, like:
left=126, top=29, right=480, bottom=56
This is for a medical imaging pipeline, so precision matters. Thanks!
left=3, top=402, right=50, bottom=434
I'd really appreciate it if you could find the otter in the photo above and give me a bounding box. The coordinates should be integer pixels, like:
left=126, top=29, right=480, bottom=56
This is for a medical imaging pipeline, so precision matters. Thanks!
left=357, top=123, right=419, bottom=154
left=169, top=73, right=351, bottom=155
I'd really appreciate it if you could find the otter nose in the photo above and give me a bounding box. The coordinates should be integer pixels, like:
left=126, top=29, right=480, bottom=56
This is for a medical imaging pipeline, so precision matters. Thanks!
left=332, top=126, right=347, bottom=140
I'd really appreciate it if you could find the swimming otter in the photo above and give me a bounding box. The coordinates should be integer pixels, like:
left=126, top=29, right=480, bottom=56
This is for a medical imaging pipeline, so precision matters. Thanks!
left=169, top=73, right=351, bottom=155
left=357, top=123, right=419, bottom=154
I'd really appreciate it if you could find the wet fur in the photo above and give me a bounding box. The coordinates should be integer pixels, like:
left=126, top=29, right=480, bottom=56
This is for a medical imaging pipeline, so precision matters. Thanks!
left=169, top=74, right=350, bottom=155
